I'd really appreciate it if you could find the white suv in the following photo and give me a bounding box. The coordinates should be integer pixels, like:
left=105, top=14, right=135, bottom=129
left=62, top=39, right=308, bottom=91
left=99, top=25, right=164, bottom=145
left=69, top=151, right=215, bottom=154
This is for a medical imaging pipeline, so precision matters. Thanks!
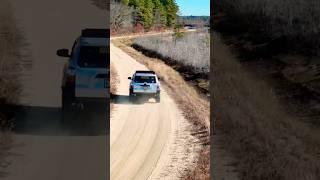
left=57, top=29, right=109, bottom=111
left=128, top=71, right=161, bottom=103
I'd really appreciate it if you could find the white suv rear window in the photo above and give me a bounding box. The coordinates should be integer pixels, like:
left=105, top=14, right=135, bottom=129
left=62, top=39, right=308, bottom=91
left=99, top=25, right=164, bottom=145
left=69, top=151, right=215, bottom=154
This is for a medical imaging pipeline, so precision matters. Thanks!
left=134, top=76, right=156, bottom=83
left=78, top=46, right=108, bottom=68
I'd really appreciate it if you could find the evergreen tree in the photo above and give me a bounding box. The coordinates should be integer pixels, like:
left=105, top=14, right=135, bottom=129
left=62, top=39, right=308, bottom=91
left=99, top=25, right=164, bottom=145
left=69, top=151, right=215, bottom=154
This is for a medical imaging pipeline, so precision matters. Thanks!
left=152, top=0, right=166, bottom=26
left=121, top=0, right=129, bottom=5
left=141, top=0, right=154, bottom=29
left=162, top=0, right=178, bottom=27
left=128, top=0, right=139, bottom=7
left=126, top=0, right=178, bottom=29
left=129, top=0, right=144, bottom=26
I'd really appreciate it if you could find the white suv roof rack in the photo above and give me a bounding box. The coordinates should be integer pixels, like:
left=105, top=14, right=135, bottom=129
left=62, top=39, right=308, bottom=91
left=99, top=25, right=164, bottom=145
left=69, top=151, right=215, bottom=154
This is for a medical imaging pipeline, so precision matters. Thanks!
left=81, top=29, right=109, bottom=38
left=135, top=70, right=155, bottom=74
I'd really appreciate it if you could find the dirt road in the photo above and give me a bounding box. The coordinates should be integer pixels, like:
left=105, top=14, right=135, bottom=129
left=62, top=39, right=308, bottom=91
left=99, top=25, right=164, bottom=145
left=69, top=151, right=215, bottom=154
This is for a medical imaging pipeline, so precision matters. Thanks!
left=2, top=0, right=108, bottom=180
left=110, top=43, right=199, bottom=179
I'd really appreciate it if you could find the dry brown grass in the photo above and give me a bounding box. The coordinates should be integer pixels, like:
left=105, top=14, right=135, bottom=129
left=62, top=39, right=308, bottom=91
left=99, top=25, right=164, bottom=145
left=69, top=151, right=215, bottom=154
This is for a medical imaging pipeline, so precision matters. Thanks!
left=112, top=38, right=210, bottom=179
left=0, top=1, right=23, bottom=105
left=110, top=62, right=118, bottom=96
left=213, top=32, right=320, bottom=180
left=183, top=145, right=210, bottom=180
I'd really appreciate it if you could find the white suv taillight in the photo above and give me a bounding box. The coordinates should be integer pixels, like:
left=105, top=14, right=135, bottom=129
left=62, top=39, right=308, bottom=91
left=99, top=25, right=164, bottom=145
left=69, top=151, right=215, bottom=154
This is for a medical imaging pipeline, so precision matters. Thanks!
left=66, top=74, right=75, bottom=86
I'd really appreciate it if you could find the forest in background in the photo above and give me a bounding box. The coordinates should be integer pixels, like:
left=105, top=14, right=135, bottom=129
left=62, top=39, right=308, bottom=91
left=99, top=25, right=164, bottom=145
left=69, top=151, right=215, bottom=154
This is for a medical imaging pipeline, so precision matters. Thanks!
left=111, top=0, right=211, bottom=34
left=179, top=16, right=210, bottom=26
left=111, top=0, right=179, bottom=33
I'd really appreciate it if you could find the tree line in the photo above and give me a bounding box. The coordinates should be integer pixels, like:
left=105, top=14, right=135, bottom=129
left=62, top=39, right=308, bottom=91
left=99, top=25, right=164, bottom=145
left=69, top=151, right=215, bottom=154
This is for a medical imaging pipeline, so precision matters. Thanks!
left=112, top=0, right=179, bottom=31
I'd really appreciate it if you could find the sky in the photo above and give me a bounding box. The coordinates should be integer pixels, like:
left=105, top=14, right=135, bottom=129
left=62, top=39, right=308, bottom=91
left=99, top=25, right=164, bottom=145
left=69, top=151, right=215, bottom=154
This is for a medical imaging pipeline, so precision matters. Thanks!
left=176, top=0, right=210, bottom=16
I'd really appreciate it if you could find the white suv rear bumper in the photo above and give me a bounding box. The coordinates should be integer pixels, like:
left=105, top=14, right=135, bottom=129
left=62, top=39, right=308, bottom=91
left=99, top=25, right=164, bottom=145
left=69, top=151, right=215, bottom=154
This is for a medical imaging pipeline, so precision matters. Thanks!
left=76, top=88, right=110, bottom=98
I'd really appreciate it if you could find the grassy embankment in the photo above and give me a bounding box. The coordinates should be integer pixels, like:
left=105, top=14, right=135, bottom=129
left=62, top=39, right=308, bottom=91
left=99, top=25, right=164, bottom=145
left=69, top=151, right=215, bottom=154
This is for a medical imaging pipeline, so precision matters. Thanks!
left=213, top=1, right=320, bottom=179
left=112, top=32, right=210, bottom=179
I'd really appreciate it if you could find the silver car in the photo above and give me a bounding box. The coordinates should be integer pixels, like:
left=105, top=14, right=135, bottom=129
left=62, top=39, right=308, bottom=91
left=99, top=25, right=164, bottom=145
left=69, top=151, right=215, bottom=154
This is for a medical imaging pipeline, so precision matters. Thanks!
left=128, top=71, right=161, bottom=103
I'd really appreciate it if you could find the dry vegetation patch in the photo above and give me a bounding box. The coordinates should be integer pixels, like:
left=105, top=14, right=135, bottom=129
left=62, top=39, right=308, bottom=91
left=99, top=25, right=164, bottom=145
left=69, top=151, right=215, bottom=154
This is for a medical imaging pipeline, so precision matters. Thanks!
left=110, top=61, right=119, bottom=121
left=133, top=32, right=210, bottom=74
left=110, top=62, right=119, bottom=112
left=0, top=0, right=24, bottom=176
left=110, top=62, right=118, bottom=96
left=214, top=0, right=320, bottom=57
left=112, top=38, right=210, bottom=179
left=0, top=1, right=22, bottom=105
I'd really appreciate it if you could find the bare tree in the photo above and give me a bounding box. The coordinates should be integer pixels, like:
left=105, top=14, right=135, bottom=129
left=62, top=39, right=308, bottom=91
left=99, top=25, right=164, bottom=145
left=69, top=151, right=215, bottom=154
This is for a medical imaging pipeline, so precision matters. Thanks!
left=110, top=1, right=135, bottom=33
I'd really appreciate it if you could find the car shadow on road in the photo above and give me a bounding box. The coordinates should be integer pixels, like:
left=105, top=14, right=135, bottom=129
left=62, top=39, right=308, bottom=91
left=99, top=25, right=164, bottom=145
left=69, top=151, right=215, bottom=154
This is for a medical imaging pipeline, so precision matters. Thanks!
left=111, top=93, right=157, bottom=105
left=12, top=103, right=109, bottom=136
left=111, top=94, right=131, bottom=104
